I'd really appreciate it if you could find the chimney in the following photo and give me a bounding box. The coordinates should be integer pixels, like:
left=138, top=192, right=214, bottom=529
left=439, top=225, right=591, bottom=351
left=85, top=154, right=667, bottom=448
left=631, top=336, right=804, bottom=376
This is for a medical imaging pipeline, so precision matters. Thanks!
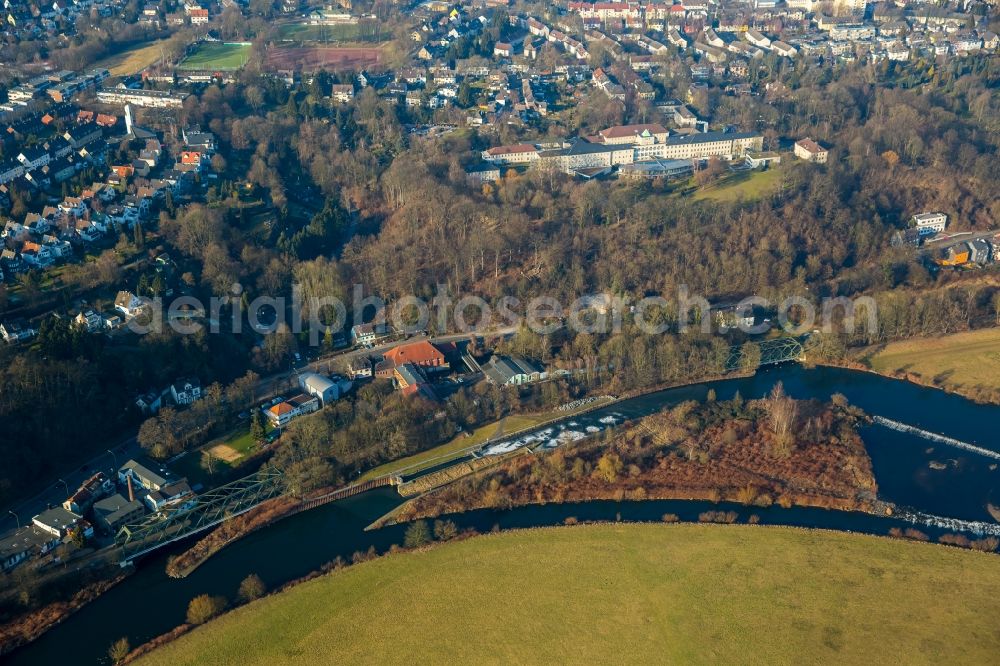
left=126, top=475, right=135, bottom=503
left=124, top=104, right=133, bottom=137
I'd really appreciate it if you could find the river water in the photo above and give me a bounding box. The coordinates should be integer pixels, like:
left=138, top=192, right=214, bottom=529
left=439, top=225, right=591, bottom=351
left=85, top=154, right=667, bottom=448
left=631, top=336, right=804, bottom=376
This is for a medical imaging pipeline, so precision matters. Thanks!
left=7, top=365, right=1000, bottom=665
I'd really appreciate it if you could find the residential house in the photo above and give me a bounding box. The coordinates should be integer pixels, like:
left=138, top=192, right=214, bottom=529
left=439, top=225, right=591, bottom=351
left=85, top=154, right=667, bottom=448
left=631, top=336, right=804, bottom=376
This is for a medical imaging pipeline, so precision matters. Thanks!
left=145, top=479, right=195, bottom=512
left=266, top=401, right=297, bottom=427
left=350, top=321, right=389, bottom=346
left=1, top=318, right=37, bottom=343
left=17, top=147, right=49, bottom=171
left=794, top=137, right=828, bottom=163
left=331, top=84, right=354, bottom=103
left=135, top=390, right=164, bottom=415
left=114, top=290, right=149, bottom=318
left=118, top=459, right=172, bottom=491
left=348, top=356, right=373, bottom=379
left=20, top=241, right=55, bottom=268
left=62, top=472, right=114, bottom=514
left=73, top=310, right=103, bottom=334
left=170, top=377, right=202, bottom=405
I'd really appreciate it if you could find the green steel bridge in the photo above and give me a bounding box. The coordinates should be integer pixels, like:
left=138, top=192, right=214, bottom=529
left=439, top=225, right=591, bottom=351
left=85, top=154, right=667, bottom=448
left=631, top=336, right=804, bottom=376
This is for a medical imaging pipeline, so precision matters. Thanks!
left=115, top=467, right=286, bottom=563
left=724, top=337, right=804, bottom=372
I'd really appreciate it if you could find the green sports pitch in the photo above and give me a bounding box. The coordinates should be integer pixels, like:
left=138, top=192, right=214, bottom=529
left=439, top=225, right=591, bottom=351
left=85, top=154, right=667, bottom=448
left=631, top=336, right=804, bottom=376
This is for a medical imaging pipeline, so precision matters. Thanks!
left=177, top=42, right=251, bottom=71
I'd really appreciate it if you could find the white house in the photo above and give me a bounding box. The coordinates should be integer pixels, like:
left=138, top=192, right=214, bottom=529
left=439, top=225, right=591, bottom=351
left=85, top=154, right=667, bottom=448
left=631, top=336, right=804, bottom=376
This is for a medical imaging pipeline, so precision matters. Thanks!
left=170, top=377, right=202, bottom=405
left=912, top=212, right=947, bottom=235
left=1, top=319, right=37, bottom=343
left=114, top=290, right=149, bottom=318
left=794, top=138, right=828, bottom=163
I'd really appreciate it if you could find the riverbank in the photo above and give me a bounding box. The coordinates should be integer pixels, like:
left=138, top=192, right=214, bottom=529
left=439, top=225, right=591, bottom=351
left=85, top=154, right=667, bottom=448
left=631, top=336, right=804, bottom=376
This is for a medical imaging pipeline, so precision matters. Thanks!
left=0, top=570, right=131, bottom=657
left=165, top=496, right=302, bottom=578
left=821, top=327, right=1000, bottom=405
left=130, top=523, right=1000, bottom=665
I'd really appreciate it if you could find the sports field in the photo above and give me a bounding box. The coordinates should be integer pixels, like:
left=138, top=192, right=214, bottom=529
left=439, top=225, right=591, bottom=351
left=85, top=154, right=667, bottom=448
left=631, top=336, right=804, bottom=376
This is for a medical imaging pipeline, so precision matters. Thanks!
left=178, top=42, right=250, bottom=71
left=265, top=45, right=381, bottom=72
left=136, top=524, right=1000, bottom=665
left=868, top=327, right=1000, bottom=391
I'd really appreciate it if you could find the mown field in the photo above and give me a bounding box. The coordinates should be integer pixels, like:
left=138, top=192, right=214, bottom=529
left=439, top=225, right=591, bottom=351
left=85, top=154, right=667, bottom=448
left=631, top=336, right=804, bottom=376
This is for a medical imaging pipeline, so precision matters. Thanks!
left=273, top=21, right=385, bottom=43
left=178, top=42, right=250, bottom=71
left=137, top=524, right=1000, bottom=665
left=92, top=39, right=171, bottom=76
left=868, top=327, right=1000, bottom=391
left=692, top=163, right=788, bottom=203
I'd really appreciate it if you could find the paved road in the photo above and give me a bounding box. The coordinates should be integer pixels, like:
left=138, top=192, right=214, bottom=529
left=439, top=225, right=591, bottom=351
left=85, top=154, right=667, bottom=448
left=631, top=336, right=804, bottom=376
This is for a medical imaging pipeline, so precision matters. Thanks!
left=923, top=228, right=999, bottom=251
left=0, top=326, right=516, bottom=532
left=3, top=437, right=142, bottom=533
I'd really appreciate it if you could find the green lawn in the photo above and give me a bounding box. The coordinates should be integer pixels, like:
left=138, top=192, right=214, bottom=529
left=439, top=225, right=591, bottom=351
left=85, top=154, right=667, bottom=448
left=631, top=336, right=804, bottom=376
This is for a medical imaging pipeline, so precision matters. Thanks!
left=177, top=42, right=250, bottom=71
left=170, top=423, right=269, bottom=484
left=273, top=22, right=384, bottom=43
left=867, top=327, right=1000, bottom=391
left=221, top=426, right=262, bottom=457
left=359, top=407, right=601, bottom=481
left=693, top=163, right=787, bottom=203
left=137, top=524, right=1000, bottom=665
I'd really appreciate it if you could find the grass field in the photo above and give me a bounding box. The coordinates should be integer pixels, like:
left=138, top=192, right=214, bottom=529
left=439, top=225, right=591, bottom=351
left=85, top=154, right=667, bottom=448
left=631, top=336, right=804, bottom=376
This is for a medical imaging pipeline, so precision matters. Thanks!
left=868, top=327, right=1000, bottom=391
left=693, top=163, right=787, bottom=203
left=360, top=413, right=548, bottom=481
left=273, top=22, right=384, bottom=43
left=177, top=42, right=250, bottom=71
left=137, top=524, right=1000, bottom=665
left=172, top=423, right=270, bottom=482
left=93, top=39, right=171, bottom=76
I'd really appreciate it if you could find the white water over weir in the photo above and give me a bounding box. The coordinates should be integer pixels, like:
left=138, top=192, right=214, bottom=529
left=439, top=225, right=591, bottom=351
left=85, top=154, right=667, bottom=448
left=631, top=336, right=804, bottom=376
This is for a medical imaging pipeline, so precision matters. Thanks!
left=898, top=510, right=1000, bottom=537
left=871, top=415, right=1000, bottom=461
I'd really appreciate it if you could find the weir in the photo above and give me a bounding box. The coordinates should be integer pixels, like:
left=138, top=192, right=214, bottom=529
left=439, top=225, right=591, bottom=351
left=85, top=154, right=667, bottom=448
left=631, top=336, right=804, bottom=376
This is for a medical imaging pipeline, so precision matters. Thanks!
left=871, top=415, right=1000, bottom=461
left=898, top=509, right=1000, bottom=537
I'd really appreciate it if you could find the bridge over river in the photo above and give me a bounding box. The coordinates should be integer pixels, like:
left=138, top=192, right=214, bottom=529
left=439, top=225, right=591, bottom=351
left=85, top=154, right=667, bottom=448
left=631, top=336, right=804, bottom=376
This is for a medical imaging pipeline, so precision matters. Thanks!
left=725, top=337, right=804, bottom=371
left=116, top=467, right=286, bottom=563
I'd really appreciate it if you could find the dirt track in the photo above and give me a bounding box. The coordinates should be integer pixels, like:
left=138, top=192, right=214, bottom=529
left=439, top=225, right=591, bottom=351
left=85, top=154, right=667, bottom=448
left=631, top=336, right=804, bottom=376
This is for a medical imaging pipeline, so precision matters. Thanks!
left=266, top=46, right=381, bottom=71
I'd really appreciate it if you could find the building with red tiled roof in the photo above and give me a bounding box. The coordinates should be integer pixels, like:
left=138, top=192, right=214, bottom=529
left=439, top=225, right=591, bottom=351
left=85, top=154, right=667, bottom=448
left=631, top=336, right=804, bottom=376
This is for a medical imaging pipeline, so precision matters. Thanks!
left=481, top=143, right=539, bottom=165
left=381, top=340, right=448, bottom=370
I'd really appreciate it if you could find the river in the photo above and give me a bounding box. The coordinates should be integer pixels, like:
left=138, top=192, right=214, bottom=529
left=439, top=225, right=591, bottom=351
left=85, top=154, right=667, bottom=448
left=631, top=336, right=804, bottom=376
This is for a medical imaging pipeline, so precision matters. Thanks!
left=6, top=365, right=1000, bottom=665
